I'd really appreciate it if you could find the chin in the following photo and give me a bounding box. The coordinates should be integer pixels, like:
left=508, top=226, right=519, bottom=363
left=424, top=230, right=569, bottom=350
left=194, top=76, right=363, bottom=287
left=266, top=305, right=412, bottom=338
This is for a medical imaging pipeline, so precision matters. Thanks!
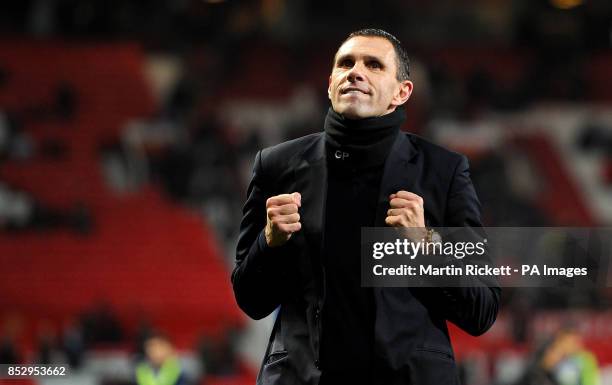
left=336, top=104, right=371, bottom=120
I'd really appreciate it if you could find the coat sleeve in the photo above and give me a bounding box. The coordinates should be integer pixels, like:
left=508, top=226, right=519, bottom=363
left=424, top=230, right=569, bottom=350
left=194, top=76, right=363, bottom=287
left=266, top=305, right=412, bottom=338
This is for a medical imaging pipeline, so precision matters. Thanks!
left=437, top=155, right=501, bottom=336
left=231, top=150, right=294, bottom=320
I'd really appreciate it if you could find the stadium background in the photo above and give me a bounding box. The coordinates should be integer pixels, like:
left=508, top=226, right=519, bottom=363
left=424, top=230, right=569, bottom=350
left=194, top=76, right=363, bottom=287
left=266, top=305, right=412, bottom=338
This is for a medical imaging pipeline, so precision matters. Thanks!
left=0, top=0, right=611, bottom=384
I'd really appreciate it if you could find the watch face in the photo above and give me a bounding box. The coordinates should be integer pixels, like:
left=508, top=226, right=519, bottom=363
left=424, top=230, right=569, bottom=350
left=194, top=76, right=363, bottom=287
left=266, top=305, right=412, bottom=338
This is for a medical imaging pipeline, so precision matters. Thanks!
left=431, top=232, right=442, bottom=243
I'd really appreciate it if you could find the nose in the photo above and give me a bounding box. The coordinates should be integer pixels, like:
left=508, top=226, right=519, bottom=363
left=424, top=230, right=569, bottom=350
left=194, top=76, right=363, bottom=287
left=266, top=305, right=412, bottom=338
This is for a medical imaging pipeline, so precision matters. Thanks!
left=347, top=62, right=365, bottom=82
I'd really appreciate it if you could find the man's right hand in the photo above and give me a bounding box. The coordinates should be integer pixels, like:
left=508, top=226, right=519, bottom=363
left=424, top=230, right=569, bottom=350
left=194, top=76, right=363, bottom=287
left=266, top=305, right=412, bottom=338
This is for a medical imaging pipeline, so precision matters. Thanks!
left=265, top=192, right=302, bottom=247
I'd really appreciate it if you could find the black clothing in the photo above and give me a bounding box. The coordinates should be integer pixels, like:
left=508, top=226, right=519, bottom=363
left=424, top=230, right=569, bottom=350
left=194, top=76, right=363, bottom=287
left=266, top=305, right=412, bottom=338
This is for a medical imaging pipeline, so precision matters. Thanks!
left=232, top=115, right=501, bottom=385
left=323, top=107, right=403, bottom=166
left=319, top=108, right=402, bottom=382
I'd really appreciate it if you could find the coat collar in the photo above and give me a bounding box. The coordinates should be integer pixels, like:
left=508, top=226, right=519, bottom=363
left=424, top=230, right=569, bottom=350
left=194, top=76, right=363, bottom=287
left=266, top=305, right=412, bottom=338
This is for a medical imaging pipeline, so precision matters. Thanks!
left=298, top=130, right=418, bottom=168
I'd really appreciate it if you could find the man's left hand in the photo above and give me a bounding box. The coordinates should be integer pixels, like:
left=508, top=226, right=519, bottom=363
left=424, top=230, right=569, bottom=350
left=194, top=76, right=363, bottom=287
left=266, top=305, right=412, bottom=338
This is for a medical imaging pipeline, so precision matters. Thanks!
left=385, top=190, right=425, bottom=228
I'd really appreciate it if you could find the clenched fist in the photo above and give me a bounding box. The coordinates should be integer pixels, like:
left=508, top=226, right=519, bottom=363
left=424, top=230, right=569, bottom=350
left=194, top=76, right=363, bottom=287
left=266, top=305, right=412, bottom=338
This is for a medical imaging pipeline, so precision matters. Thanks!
left=265, top=192, right=302, bottom=247
left=386, top=190, right=426, bottom=237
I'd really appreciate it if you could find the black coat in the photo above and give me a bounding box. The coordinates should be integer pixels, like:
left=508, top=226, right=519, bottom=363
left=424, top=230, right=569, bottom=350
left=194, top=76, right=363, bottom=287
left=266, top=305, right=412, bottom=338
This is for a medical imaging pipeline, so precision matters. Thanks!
left=232, top=132, right=501, bottom=385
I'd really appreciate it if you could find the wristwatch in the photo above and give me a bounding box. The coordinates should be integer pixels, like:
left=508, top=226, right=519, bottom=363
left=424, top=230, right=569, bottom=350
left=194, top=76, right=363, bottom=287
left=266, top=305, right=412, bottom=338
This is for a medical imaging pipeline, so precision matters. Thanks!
left=426, top=228, right=442, bottom=244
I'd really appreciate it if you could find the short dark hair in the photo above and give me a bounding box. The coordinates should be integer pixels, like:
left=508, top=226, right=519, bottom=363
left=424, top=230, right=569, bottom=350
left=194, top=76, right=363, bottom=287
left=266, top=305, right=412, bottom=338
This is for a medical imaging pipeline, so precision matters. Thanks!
left=335, top=28, right=410, bottom=81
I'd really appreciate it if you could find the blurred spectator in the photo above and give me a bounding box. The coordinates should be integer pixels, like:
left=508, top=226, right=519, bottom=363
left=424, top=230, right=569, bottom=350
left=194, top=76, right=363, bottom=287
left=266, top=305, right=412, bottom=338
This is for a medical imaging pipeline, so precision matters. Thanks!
left=0, top=336, right=20, bottom=364
left=0, top=112, right=34, bottom=160
left=55, top=81, right=78, bottom=120
left=62, top=320, right=85, bottom=368
left=14, top=81, right=80, bottom=122
left=80, top=303, right=124, bottom=346
left=0, top=182, right=92, bottom=233
left=164, top=75, right=197, bottom=121
left=134, top=318, right=156, bottom=362
left=0, top=312, right=23, bottom=364
left=470, top=151, right=549, bottom=226
left=516, top=328, right=601, bottom=385
left=136, top=333, right=186, bottom=385
left=577, top=123, right=612, bottom=156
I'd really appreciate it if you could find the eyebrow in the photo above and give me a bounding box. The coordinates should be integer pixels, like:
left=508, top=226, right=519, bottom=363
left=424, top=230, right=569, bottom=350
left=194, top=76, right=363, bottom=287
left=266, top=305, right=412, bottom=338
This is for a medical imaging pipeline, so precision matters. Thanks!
left=335, top=53, right=385, bottom=66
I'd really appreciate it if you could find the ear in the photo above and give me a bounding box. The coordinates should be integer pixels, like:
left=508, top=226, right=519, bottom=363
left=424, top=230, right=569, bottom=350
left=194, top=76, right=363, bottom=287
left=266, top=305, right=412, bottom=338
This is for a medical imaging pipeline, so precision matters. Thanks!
left=328, top=75, right=333, bottom=100
left=391, top=80, right=413, bottom=107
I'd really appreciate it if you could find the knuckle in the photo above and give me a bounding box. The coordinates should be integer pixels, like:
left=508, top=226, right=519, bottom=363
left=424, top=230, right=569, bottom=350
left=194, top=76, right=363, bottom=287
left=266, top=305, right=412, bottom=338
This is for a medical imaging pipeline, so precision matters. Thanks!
left=280, top=204, right=295, bottom=214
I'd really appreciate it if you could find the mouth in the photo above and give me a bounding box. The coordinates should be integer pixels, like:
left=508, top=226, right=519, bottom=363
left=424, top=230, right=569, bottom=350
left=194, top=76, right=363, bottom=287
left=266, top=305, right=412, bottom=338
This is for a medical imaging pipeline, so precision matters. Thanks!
left=341, top=86, right=369, bottom=95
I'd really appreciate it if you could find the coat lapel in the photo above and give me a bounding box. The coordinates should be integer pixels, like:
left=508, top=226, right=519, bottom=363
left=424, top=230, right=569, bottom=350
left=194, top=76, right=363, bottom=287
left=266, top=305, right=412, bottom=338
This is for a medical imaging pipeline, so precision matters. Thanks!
left=374, top=133, right=420, bottom=226
left=294, top=135, right=327, bottom=293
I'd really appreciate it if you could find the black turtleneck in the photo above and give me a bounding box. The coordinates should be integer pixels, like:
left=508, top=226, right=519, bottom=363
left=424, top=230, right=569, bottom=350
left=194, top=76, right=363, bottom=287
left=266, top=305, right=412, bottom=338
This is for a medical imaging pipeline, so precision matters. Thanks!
left=320, top=107, right=404, bottom=384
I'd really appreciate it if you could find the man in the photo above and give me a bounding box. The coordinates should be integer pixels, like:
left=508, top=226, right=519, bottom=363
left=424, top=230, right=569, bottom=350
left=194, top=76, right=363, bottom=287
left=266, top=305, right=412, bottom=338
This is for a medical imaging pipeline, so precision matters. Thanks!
left=136, top=333, right=185, bottom=385
left=232, top=28, right=500, bottom=385
left=518, top=327, right=600, bottom=385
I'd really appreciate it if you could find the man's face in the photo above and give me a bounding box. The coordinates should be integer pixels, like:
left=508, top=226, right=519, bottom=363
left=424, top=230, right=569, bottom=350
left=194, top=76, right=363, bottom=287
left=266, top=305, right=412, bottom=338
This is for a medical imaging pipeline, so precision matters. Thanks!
left=145, top=337, right=173, bottom=367
left=328, top=36, right=413, bottom=119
